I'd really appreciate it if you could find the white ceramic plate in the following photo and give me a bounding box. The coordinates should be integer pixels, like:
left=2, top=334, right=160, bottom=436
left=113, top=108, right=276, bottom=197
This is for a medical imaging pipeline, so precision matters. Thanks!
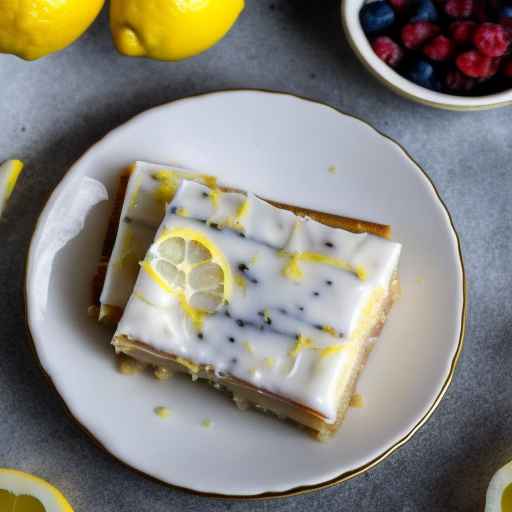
left=26, top=90, right=465, bottom=498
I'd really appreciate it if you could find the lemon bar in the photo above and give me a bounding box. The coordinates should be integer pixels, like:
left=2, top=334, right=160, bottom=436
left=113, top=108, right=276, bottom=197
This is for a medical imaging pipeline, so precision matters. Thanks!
left=112, top=179, right=401, bottom=439
left=95, top=162, right=391, bottom=323
left=96, top=161, right=216, bottom=323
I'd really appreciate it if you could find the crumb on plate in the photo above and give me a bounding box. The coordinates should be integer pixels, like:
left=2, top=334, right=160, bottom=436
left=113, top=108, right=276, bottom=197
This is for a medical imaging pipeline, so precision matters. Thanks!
left=350, top=393, right=364, bottom=408
left=154, top=406, right=171, bottom=419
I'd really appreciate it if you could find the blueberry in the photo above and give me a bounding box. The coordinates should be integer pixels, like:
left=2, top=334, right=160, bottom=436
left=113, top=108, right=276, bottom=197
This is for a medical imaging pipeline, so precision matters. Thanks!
left=500, top=4, right=512, bottom=18
left=410, top=0, right=438, bottom=21
left=404, top=59, right=441, bottom=91
left=360, top=1, right=395, bottom=34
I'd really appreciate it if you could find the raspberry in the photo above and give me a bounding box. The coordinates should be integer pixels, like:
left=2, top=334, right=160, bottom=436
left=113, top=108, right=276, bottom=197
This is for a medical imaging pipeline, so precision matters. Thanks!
left=423, top=35, right=454, bottom=60
left=372, top=36, right=404, bottom=66
left=449, top=21, right=477, bottom=46
left=456, top=50, right=500, bottom=77
left=401, top=21, right=441, bottom=49
left=473, top=23, right=510, bottom=57
left=502, top=58, right=512, bottom=77
left=445, top=0, right=474, bottom=18
left=445, top=69, right=476, bottom=91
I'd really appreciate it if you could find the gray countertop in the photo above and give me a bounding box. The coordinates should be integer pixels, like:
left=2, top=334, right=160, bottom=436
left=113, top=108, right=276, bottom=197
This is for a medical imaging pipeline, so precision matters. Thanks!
left=1, top=1, right=511, bottom=510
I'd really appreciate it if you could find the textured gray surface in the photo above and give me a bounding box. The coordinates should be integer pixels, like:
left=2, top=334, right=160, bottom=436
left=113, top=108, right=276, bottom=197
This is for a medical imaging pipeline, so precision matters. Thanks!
left=1, top=1, right=511, bottom=510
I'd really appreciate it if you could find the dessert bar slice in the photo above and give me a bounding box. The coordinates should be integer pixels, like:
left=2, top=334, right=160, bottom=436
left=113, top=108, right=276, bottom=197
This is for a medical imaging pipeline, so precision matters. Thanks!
left=111, top=179, right=401, bottom=439
left=95, top=161, right=216, bottom=323
left=94, top=162, right=392, bottom=323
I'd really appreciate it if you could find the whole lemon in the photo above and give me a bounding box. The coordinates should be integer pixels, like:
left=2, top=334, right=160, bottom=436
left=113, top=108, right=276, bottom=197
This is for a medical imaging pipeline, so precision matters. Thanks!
left=0, top=0, right=105, bottom=60
left=110, top=0, right=245, bottom=61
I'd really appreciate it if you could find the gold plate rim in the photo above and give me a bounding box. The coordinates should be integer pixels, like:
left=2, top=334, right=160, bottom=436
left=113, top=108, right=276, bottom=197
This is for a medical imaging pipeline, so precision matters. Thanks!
left=24, top=89, right=466, bottom=500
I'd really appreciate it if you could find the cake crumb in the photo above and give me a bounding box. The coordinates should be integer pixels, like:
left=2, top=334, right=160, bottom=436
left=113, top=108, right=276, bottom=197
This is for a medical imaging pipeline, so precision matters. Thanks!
left=154, top=406, right=171, bottom=419
left=117, top=354, right=145, bottom=375
left=201, top=418, right=213, bottom=428
left=350, top=393, right=364, bottom=408
left=233, top=395, right=250, bottom=411
left=87, top=305, right=100, bottom=318
left=154, top=367, right=173, bottom=381
left=328, top=165, right=337, bottom=175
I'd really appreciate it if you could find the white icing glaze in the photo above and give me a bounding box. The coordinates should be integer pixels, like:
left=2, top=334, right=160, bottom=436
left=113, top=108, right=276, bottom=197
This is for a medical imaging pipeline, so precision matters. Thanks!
left=100, top=162, right=215, bottom=308
left=115, top=180, right=401, bottom=422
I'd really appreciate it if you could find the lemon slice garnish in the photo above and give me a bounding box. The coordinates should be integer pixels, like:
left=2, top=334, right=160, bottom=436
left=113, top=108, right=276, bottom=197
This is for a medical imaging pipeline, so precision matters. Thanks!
left=0, top=160, right=24, bottom=216
left=142, top=227, right=233, bottom=315
left=0, top=468, right=73, bottom=511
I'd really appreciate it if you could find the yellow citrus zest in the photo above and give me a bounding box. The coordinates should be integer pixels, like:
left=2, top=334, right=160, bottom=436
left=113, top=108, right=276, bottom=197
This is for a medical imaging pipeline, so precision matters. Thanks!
left=281, top=251, right=367, bottom=282
left=289, top=335, right=314, bottom=358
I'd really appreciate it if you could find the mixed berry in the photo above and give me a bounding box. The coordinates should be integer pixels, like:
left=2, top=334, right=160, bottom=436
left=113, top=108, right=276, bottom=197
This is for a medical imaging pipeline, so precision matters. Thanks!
left=360, top=0, right=512, bottom=95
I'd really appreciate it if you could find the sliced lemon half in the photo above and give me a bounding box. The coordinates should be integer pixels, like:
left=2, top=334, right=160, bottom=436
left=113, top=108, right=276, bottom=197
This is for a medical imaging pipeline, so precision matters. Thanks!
left=485, top=460, right=512, bottom=512
left=0, top=468, right=73, bottom=512
left=142, top=227, right=233, bottom=315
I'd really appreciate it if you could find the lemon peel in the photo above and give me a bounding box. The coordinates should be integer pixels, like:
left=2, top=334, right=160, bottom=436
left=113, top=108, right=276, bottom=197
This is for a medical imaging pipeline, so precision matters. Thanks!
left=289, top=335, right=314, bottom=358
left=281, top=251, right=367, bottom=282
left=0, top=0, right=104, bottom=60
left=110, top=0, right=245, bottom=61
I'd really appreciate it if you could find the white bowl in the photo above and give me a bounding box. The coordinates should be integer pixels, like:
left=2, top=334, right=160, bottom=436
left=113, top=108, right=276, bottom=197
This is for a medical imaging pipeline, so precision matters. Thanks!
left=341, top=0, right=512, bottom=110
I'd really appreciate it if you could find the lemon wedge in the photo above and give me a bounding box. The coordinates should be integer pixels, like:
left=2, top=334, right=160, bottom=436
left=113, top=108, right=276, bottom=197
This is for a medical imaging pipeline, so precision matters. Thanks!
left=485, top=460, right=512, bottom=512
left=0, top=160, right=24, bottom=216
left=142, top=227, right=233, bottom=315
left=0, top=468, right=73, bottom=512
